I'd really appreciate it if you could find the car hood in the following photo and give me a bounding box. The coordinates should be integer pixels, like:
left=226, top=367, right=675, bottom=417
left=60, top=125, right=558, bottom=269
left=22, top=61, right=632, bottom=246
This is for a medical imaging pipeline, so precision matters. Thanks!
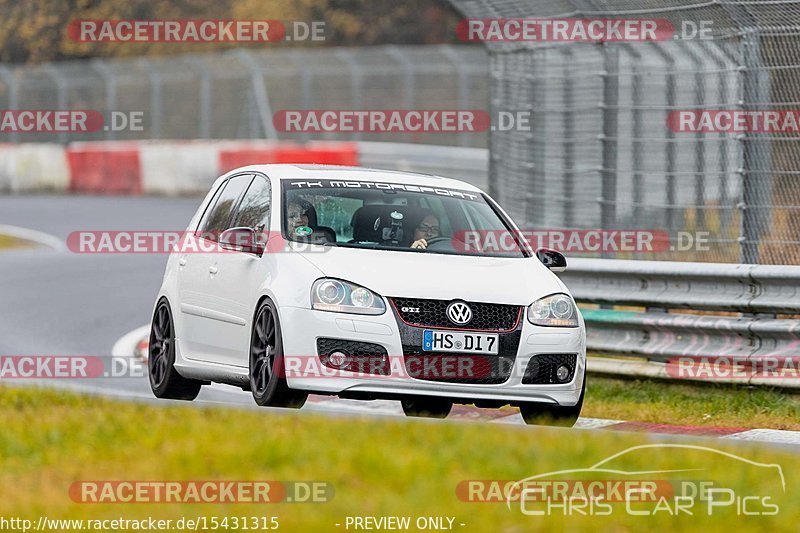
left=297, top=245, right=566, bottom=305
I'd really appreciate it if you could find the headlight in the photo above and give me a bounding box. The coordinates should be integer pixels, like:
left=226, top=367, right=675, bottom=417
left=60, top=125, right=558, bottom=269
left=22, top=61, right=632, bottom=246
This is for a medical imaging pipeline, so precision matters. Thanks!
left=311, top=279, right=386, bottom=315
left=527, top=293, right=578, bottom=327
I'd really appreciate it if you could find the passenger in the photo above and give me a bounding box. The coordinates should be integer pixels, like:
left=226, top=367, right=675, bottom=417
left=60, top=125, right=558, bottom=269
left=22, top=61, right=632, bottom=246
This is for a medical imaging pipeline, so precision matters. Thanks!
left=286, top=198, right=312, bottom=235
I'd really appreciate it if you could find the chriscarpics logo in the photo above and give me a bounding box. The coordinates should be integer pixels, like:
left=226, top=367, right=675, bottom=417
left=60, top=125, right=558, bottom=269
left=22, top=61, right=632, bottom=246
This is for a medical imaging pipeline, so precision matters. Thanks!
left=458, top=444, right=784, bottom=517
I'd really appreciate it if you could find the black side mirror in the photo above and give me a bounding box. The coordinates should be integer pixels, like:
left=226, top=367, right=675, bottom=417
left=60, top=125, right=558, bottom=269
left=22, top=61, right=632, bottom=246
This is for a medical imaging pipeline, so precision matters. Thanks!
left=219, top=227, right=265, bottom=255
left=536, top=248, right=567, bottom=272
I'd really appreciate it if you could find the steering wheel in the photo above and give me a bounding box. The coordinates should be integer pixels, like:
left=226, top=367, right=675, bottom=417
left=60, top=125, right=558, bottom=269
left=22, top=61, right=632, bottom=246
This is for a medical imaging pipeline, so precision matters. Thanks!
left=420, top=236, right=452, bottom=251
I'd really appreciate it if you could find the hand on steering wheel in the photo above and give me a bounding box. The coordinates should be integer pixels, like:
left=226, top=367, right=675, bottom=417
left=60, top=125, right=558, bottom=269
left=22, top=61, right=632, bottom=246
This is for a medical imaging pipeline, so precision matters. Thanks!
left=411, top=236, right=448, bottom=249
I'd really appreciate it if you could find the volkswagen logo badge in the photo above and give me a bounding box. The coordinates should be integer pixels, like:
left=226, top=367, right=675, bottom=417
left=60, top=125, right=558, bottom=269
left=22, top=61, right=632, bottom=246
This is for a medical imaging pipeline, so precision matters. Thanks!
left=446, top=301, right=472, bottom=326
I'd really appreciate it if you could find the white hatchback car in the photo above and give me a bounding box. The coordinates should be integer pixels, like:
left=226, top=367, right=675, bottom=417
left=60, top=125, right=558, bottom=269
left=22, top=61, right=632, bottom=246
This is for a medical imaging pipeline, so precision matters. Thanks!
left=148, top=164, right=586, bottom=425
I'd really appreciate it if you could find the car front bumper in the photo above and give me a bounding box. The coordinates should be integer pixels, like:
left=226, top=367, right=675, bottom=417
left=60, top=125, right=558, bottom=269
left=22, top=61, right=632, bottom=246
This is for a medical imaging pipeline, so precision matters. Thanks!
left=279, top=306, right=586, bottom=407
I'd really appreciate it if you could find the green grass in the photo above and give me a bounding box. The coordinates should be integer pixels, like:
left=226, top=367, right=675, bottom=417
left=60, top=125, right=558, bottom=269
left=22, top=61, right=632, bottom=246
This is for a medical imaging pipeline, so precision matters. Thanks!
left=1, top=385, right=798, bottom=532
left=584, top=375, right=800, bottom=430
left=0, top=234, right=31, bottom=250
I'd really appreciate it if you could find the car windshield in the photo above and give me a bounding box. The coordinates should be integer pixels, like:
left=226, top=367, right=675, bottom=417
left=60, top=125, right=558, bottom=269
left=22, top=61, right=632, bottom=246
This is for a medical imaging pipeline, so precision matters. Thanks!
left=282, top=179, right=529, bottom=258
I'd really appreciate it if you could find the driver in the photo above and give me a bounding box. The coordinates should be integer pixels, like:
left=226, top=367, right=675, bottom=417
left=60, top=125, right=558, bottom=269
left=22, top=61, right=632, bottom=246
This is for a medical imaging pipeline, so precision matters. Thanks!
left=410, top=210, right=440, bottom=249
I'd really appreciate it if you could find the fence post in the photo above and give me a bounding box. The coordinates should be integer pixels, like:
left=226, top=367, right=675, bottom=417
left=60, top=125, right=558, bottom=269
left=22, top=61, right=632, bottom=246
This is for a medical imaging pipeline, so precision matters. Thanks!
left=685, top=46, right=707, bottom=231
left=91, top=60, right=117, bottom=141
left=719, top=0, right=774, bottom=264
left=561, top=47, right=576, bottom=227
left=442, top=45, right=471, bottom=147
left=700, top=42, right=738, bottom=243
left=138, top=59, right=162, bottom=140
left=0, top=66, right=19, bottom=143
left=234, top=49, right=278, bottom=139
left=186, top=57, right=212, bottom=139
left=647, top=44, right=677, bottom=233
left=43, top=64, right=68, bottom=144
left=290, top=49, right=314, bottom=142
left=600, top=43, right=619, bottom=241
left=615, top=45, right=643, bottom=226
left=334, top=49, right=364, bottom=141
left=529, top=50, right=547, bottom=225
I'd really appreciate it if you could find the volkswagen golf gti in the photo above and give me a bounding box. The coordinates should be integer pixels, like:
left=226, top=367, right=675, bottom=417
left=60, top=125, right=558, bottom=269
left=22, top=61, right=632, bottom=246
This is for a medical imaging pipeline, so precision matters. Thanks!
left=148, top=164, right=586, bottom=425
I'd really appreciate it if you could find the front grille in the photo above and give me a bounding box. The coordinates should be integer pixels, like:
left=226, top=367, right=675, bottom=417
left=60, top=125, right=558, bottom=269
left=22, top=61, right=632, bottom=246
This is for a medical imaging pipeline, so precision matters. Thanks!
left=522, top=354, right=578, bottom=384
left=316, top=338, right=389, bottom=375
left=390, top=298, right=521, bottom=331
left=402, top=350, right=515, bottom=384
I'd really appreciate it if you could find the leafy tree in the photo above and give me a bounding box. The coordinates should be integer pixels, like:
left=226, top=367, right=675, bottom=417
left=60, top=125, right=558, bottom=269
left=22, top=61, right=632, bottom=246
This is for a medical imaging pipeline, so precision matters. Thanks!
left=0, top=0, right=460, bottom=63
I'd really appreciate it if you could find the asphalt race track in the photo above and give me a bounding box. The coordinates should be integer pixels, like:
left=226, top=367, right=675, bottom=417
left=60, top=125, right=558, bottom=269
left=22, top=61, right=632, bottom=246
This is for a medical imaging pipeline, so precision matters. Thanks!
left=0, top=194, right=261, bottom=407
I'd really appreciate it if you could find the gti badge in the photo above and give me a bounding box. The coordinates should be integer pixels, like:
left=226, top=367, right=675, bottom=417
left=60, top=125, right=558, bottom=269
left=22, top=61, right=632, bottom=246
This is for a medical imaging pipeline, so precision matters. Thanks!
left=446, top=301, right=472, bottom=325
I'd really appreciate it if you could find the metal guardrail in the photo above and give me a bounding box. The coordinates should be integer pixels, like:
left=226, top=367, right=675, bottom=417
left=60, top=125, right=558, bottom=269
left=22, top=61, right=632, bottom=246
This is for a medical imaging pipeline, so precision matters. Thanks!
left=560, top=258, right=800, bottom=386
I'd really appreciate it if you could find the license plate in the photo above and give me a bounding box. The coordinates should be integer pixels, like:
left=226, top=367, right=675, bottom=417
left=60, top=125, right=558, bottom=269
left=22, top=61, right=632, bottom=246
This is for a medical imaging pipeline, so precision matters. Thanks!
left=422, top=330, right=499, bottom=355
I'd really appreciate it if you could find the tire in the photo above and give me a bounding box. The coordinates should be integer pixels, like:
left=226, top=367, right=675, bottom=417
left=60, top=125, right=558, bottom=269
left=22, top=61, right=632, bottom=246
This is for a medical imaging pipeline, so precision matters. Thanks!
left=401, top=397, right=453, bottom=419
left=148, top=300, right=203, bottom=401
left=519, top=379, right=585, bottom=427
left=249, top=298, right=307, bottom=409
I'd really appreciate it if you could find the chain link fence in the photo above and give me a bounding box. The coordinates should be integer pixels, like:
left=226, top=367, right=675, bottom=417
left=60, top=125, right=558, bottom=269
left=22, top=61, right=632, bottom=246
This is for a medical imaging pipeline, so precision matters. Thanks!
left=0, top=45, right=489, bottom=148
left=449, top=0, right=800, bottom=265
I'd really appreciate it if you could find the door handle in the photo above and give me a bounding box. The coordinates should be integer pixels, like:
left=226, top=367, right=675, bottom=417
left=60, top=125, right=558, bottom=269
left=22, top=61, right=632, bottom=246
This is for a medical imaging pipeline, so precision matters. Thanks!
left=178, top=258, right=187, bottom=267
left=209, top=266, right=219, bottom=275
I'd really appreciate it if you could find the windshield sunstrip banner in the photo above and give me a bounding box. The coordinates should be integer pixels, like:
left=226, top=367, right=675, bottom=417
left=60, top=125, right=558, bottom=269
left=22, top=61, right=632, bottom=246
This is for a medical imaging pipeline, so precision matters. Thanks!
left=285, top=180, right=481, bottom=201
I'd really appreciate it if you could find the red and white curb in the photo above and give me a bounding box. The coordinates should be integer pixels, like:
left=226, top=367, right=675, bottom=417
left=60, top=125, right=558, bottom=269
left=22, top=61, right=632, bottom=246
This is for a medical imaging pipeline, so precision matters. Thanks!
left=112, top=325, right=150, bottom=358
left=122, top=326, right=800, bottom=445
left=0, top=224, right=66, bottom=252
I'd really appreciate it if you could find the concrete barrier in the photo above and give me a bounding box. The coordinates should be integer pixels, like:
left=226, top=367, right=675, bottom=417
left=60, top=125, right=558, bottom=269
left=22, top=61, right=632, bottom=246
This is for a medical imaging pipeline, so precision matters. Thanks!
left=139, top=141, right=221, bottom=195
left=67, top=142, right=142, bottom=194
left=0, top=140, right=484, bottom=195
left=0, top=143, right=70, bottom=192
left=218, top=141, right=359, bottom=174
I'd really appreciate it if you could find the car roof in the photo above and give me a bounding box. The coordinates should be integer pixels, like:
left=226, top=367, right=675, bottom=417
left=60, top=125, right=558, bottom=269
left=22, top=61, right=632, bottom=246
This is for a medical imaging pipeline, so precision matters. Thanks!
left=228, top=164, right=484, bottom=193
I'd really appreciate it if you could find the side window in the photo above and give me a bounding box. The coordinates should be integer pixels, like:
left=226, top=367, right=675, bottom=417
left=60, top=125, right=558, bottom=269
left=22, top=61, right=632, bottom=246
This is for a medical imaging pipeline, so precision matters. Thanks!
left=196, top=180, right=228, bottom=231
left=233, top=175, right=271, bottom=231
left=199, top=174, right=253, bottom=241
